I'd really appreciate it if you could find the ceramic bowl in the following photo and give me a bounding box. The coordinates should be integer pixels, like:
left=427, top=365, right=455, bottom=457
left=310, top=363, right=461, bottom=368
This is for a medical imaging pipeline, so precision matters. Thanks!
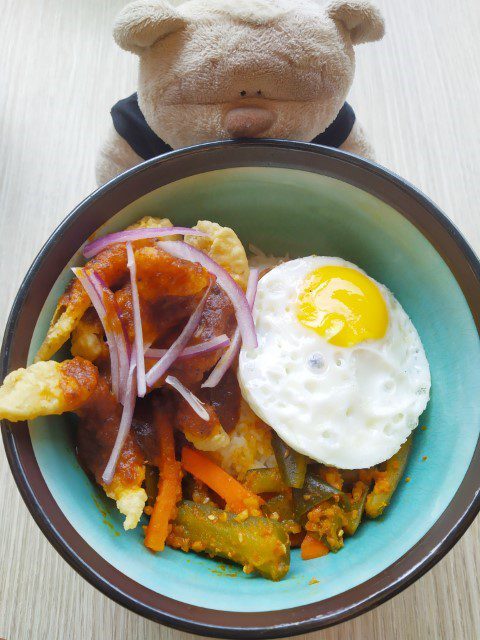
left=2, top=140, right=480, bottom=638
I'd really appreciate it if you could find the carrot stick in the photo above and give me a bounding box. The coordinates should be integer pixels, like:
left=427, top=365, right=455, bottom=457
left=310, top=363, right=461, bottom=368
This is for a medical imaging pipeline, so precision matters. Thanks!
left=181, top=447, right=263, bottom=514
left=144, top=409, right=182, bottom=552
left=301, top=534, right=329, bottom=560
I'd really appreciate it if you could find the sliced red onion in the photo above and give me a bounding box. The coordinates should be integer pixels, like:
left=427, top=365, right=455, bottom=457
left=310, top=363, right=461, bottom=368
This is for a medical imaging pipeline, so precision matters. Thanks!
left=89, top=271, right=130, bottom=405
left=126, top=242, right=146, bottom=398
left=83, top=227, right=208, bottom=259
left=144, top=284, right=212, bottom=389
left=112, top=293, right=132, bottom=362
left=159, top=241, right=257, bottom=351
left=102, top=353, right=137, bottom=485
left=202, top=268, right=259, bottom=389
left=165, top=375, right=209, bottom=421
left=145, top=334, right=230, bottom=361
left=72, top=267, right=120, bottom=400
left=94, top=274, right=131, bottom=361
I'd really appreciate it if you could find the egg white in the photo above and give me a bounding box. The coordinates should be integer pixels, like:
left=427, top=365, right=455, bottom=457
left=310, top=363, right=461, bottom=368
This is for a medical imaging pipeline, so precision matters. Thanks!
left=238, top=257, right=431, bottom=469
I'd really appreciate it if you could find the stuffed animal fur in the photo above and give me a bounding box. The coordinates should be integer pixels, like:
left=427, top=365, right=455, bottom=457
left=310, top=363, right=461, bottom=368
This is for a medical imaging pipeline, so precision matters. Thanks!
left=96, top=0, right=385, bottom=185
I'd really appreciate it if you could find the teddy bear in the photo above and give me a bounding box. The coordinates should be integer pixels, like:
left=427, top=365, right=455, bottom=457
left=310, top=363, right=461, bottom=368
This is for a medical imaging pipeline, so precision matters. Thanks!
left=96, top=0, right=384, bottom=185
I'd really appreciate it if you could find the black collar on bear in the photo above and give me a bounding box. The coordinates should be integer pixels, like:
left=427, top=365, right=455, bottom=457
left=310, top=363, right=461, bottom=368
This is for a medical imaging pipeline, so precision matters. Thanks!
left=111, top=93, right=356, bottom=160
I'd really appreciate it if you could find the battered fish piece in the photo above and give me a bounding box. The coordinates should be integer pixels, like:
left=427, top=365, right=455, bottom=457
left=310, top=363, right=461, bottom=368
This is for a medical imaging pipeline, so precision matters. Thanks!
left=134, top=245, right=210, bottom=303
left=35, top=217, right=176, bottom=362
left=71, top=309, right=108, bottom=362
left=35, top=243, right=127, bottom=362
left=186, top=220, right=249, bottom=290
left=76, top=377, right=147, bottom=530
left=103, top=465, right=147, bottom=531
left=0, top=357, right=98, bottom=422
left=175, top=397, right=230, bottom=452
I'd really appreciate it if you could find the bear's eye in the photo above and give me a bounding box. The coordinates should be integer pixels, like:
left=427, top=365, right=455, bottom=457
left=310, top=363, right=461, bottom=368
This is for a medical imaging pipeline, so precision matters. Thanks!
left=257, top=90, right=262, bottom=96
left=240, top=90, right=247, bottom=97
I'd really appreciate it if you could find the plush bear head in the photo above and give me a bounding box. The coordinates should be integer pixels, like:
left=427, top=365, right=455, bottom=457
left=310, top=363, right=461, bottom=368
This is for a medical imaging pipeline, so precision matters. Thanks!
left=113, top=0, right=384, bottom=148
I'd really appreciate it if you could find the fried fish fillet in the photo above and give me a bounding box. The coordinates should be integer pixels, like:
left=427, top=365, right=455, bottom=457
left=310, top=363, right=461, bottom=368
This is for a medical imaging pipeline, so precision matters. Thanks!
left=186, top=220, right=249, bottom=290
left=0, top=357, right=98, bottom=422
left=174, top=397, right=230, bottom=452
left=102, top=456, right=147, bottom=531
left=70, top=309, right=108, bottom=362
left=35, top=217, right=176, bottom=362
left=135, top=245, right=211, bottom=303
left=76, top=377, right=147, bottom=530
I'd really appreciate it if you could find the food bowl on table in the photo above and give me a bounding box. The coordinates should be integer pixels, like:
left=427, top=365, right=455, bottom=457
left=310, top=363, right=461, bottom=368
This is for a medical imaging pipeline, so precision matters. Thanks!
left=2, top=140, right=480, bottom=638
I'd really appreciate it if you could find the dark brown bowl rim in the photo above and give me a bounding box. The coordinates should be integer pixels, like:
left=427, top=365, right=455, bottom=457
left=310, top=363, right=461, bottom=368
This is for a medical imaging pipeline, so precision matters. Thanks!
left=2, top=140, right=480, bottom=638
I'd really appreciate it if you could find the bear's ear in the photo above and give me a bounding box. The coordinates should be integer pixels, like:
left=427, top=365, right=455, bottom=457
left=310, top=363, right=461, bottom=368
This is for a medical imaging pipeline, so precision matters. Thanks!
left=113, top=0, right=187, bottom=54
left=327, top=0, right=385, bottom=45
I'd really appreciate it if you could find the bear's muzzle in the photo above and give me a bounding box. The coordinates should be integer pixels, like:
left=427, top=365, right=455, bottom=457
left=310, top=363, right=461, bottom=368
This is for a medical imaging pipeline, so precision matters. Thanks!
left=224, top=107, right=276, bottom=138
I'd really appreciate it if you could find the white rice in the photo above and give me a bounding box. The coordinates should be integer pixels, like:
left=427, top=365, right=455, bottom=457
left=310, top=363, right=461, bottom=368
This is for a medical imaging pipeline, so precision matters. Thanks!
left=209, top=400, right=276, bottom=480
left=248, top=244, right=288, bottom=272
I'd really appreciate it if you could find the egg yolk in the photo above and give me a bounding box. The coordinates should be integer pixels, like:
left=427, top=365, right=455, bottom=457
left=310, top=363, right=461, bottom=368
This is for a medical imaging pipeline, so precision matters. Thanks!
left=297, top=266, right=388, bottom=347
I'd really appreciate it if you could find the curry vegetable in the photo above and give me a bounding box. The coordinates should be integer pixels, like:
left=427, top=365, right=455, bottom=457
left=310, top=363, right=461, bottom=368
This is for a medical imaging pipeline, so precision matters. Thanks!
left=366, top=437, right=412, bottom=518
left=244, top=467, right=287, bottom=494
left=272, top=432, right=308, bottom=489
left=344, top=481, right=369, bottom=535
left=293, top=470, right=347, bottom=524
left=168, top=501, right=290, bottom=581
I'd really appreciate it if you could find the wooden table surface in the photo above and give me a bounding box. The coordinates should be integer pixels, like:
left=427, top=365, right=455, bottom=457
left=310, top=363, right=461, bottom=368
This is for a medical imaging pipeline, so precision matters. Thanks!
left=1, top=1, right=479, bottom=638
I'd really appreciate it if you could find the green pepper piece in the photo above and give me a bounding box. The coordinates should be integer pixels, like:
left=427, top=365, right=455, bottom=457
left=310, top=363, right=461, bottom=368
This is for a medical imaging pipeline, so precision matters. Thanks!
left=244, top=468, right=287, bottom=494
left=144, top=464, right=159, bottom=508
left=272, top=432, right=307, bottom=489
left=171, top=501, right=290, bottom=581
left=321, top=509, right=345, bottom=552
left=293, top=471, right=347, bottom=524
left=366, top=437, right=412, bottom=518
left=344, top=481, right=369, bottom=535
left=262, top=492, right=294, bottom=522
left=306, top=505, right=345, bottom=552
left=339, top=468, right=360, bottom=491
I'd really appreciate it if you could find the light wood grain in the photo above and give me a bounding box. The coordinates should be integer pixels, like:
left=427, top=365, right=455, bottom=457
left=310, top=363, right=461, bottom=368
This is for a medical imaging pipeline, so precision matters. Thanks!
left=0, top=1, right=479, bottom=638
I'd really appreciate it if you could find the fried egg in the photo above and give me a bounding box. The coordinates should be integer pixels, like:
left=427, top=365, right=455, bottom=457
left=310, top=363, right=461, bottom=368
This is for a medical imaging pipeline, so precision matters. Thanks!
left=238, top=257, right=431, bottom=469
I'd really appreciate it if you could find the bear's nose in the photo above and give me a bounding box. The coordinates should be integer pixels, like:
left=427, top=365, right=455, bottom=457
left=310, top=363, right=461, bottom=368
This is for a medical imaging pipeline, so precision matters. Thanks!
left=225, top=107, right=275, bottom=138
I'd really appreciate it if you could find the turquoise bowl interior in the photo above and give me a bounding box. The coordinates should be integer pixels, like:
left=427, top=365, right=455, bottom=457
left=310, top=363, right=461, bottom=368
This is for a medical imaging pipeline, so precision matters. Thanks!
left=3, top=142, right=480, bottom=636
left=28, top=165, right=480, bottom=609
